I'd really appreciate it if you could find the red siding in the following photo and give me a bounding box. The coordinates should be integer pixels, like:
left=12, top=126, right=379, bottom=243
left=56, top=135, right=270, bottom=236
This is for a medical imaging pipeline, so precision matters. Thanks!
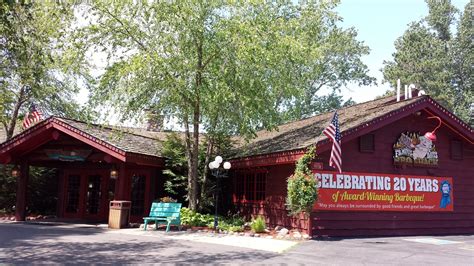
left=312, top=113, right=474, bottom=237
left=232, top=112, right=474, bottom=237
left=233, top=164, right=310, bottom=233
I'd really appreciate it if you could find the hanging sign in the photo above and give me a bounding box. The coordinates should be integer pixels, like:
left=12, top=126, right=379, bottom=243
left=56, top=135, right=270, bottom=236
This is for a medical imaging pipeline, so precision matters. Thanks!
left=393, top=132, right=438, bottom=167
left=313, top=171, right=453, bottom=212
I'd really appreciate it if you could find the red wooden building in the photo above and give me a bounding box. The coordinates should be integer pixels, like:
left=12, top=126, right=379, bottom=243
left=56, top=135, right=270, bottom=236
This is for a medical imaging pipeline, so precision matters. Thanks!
left=0, top=117, right=168, bottom=222
left=1, top=94, right=473, bottom=237
left=229, top=95, right=473, bottom=237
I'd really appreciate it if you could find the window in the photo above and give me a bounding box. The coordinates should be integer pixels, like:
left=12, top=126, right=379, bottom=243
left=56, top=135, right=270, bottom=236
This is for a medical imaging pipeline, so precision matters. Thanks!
left=233, top=170, right=266, bottom=202
left=66, top=175, right=80, bottom=213
left=359, top=134, right=375, bottom=152
left=131, top=174, right=146, bottom=215
left=450, top=140, right=463, bottom=160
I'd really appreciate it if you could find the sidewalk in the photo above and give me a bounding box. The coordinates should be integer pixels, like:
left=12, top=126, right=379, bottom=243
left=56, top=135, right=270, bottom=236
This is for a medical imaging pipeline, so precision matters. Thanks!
left=6, top=220, right=301, bottom=253
left=107, top=228, right=300, bottom=253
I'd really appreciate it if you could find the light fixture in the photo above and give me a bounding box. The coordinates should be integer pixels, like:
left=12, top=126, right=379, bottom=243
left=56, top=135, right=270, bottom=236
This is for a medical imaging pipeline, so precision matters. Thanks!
left=208, top=161, right=215, bottom=169
left=208, top=155, right=232, bottom=231
left=110, top=165, right=118, bottom=179
left=11, top=165, right=20, bottom=178
left=424, top=116, right=442, bottom=142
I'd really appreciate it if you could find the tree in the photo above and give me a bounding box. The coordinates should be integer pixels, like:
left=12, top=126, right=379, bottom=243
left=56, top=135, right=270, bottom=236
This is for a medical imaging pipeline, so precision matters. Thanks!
left=0, top=2, right=94, bottom=216
left=451, top=3, right=473, bottom=124
left=160, top=132, right=233, bottom=212
left=82, top=1, right=373, bottom=210
left=382, top=0, right=472, bottom=123
left=0, top=1, right=93, bottom=140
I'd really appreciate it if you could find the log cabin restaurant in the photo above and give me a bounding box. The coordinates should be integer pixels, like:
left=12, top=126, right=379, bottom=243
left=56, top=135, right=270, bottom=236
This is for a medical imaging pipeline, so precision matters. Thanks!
left=0, top=94, right=473, bottom=237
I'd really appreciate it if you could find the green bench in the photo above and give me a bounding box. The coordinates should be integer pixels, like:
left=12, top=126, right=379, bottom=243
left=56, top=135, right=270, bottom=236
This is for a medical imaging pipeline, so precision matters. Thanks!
left=143, top=202, right=182, bottom=232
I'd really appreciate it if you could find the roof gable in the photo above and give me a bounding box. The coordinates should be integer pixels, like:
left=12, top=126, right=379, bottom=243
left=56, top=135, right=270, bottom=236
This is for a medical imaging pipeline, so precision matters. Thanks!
left=0, top=116, right=165, bottom=166
left=232, top=95, right=473, bottom=160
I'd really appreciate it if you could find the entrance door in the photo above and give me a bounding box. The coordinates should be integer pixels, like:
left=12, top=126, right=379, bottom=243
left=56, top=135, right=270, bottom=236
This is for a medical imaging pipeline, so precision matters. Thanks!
left=63, top=170, right=109, bottom=221
left=65, top=174, right=81, bottom=216
left=84, top=174, right=102, bottom=219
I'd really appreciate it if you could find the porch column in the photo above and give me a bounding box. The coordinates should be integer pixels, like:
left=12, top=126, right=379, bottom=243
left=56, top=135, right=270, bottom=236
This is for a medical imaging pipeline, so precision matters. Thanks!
left=115, top=164, right=129, bottom=200
left=15, top=161, right=29, bottom=221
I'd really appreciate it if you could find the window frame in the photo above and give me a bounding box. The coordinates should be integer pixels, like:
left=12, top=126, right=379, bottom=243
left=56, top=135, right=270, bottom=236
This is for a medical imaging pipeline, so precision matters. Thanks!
left=233, top=169, right=267, bottom=203
left=359, top=133, right=375, bottom=153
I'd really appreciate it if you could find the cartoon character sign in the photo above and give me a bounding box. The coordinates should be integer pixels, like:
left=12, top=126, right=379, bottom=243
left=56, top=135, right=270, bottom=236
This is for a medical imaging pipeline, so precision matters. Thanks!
left=439, top=180, right=452, bottom=208
left=393, top=132, right=438, bottom=167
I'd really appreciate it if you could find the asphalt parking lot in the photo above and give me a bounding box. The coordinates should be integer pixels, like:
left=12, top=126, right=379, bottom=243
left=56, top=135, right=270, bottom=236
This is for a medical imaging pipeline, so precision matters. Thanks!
left=0, top=222, right=473, bottom=265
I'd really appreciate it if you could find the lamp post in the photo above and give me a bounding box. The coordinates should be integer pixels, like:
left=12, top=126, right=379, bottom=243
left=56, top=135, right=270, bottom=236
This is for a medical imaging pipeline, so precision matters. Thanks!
left=208, top=155, right=231, bottom=231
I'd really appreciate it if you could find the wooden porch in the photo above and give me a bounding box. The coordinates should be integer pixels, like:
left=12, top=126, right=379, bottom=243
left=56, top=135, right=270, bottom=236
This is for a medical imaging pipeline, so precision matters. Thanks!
left=0, top=117, right=166, bottom=222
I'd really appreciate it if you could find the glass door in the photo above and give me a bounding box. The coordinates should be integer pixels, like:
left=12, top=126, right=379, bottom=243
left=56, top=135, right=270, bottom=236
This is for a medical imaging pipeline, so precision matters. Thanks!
left=63, top=170, right=109, bottom=221
left=85, top=174, right=102, bottom=216
left=65, top=174, right=81, bottom=215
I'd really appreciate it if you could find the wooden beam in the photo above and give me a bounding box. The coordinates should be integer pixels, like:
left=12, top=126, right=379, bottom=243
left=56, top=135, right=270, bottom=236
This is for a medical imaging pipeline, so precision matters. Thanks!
left=15, top=161, right=29, bottom=221
left=231, top=149, right=305, bottom=168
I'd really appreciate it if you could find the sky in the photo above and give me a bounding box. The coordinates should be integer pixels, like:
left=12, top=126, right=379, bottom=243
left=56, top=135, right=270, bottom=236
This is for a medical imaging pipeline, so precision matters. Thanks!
left=333, top=0, right=469, bottom=102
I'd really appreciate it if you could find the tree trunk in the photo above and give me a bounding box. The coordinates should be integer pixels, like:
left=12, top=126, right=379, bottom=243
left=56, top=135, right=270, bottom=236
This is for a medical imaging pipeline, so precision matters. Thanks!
left=200, top=136, right=214, bottom=209
left=183, top=113, right=196, bottom=210
left=6, top=86, right=26, bottom=140
left=189, top=103, right=200, bottom=210
left=186, top=31, right=204, bottom=211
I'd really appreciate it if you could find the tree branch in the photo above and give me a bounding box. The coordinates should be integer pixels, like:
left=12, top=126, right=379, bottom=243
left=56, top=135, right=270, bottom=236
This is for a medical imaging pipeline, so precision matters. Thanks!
left=96, top=5, right=149, bottom=52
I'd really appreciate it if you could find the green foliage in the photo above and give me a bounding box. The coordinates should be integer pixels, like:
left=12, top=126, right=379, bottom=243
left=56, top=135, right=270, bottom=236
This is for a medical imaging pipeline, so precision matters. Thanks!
left=210, top=217, right=245, bottom=233
left=250, top=216, right=266, bottom=233
left=161, top=133, right=189, bottom=200
left=286, top=146, right=318, bottom=217
left=225, top=225, right=245, bottom=233
left=180, top=207, right=215, bottom=227
left=382, top=1, right=472, bottom=124
left=0, top=1, right=95, bottom=140
left=180, top=207, right=245, bottom=232
left=0, top=165, right=16, bottom=213
left=0, top=165, right=58, bottom=215
left=80, top=1, right=374, bottom=209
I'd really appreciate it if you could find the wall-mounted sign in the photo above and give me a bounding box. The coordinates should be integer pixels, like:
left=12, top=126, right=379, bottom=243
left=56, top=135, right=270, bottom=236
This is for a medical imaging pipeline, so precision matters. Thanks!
left=45, top=149, right=92, bottom=162
left=313, top=171, right=453, bottom=212
left=393, top=132, right=438, bottom=167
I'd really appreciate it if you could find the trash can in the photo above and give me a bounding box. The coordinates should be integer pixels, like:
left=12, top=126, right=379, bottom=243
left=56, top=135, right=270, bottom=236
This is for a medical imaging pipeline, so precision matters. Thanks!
left=108, top=201, right=131, bottom=229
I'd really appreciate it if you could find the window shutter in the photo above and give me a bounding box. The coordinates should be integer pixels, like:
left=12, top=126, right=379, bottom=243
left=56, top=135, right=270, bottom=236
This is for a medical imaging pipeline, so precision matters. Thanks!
left=359, top=134, right=375, bottom=152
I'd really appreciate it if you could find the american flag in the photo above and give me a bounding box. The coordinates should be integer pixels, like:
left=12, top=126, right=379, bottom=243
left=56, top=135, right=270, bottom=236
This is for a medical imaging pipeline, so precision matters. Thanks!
left=323, top=111, right=342, bottom=173
left=22, top=104, right=43, bottom=129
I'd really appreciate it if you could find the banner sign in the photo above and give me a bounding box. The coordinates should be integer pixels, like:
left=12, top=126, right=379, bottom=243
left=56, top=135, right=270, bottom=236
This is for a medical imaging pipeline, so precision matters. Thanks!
left=314, top=171, right=453, bottom=212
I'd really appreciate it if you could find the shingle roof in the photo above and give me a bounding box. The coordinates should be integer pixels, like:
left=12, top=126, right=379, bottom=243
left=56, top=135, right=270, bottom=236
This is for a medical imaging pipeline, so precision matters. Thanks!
left=0, top=116, right=203, bottom=159
left=231, top=95, right=427, bottom=158
left=53, top=117, right=166, bottom=157
left=3, top=95, right=471, bottom=161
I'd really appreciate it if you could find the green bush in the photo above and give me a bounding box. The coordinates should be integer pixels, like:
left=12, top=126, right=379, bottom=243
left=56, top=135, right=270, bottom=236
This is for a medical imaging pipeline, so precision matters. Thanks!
left=180, top=207, right=214, bottom=227
left=250, top=216, right=266, bottom=233
left=181, top=208, right=246, bottom=231
left=215, top=220, right=244, bottom=232
left=286, top=146, right=318, bottom=217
